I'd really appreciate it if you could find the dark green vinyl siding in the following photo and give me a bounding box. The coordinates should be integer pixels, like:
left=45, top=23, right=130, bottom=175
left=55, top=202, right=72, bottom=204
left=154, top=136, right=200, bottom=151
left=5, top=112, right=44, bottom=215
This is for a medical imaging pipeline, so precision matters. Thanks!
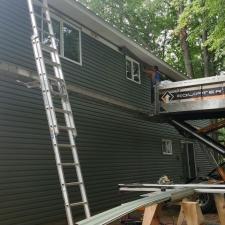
left=195, top=143, right=214, bottom=176
left=0, top=0, right=151, bottom=110
left=0, top=1, right=200, bottom=225
left=0, top=76, right=184, bottom=225
left=189, top=121, right=215, bottom=177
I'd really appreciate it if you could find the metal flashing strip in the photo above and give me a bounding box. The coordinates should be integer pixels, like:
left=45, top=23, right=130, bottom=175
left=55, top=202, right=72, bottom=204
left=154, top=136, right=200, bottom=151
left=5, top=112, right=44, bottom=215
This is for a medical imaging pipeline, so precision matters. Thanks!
left=76, top=191, right=170, bottom=225
left=159, top=75, right=225, bottom=90
left=0, top=61, right=148, bottom=116
left=0, top=61, right=38, bottom=80
left=77, top=188, right=195, bottom=225
left=120, top=187, right=161, bottom=192
left=120, top=187, right=225, bottom=194
left=195, top=189, right=225, bottom=193
left=119, top=183, right=225, bottom=189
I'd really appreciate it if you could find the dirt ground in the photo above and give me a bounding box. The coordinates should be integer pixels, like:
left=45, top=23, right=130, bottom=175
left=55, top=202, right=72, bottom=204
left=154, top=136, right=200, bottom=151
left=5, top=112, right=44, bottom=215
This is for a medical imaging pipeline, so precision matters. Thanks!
left=110, top=205, right=220, bottom=225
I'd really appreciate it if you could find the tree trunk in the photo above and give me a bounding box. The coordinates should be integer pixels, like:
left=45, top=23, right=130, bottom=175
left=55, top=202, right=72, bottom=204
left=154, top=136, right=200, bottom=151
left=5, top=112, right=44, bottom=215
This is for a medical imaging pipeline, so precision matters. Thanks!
left=162, top=30, right=168, bottom=60
left=202, top=30, right=210, bottom=77
left=178, top=3, right=194, bottom=78
left=179, top=28, right=194, bottom=78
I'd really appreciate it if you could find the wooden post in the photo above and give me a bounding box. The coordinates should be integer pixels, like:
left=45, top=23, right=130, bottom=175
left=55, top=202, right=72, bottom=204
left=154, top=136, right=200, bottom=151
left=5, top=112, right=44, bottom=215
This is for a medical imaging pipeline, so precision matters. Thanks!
left=177, top=205, right=185, bottom=225
left=142, top=204, right=160, bottom=225
left=214, top=193, right=225, bottom=225
left=177, top=201, right=204, bottom=225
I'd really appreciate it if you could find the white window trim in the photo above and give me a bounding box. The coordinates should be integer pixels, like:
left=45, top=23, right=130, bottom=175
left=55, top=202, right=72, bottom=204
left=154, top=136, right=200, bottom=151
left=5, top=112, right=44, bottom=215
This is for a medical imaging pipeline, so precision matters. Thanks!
left=42, top=12, right=82, bottom=66
left=162, top=139, right=173, bottom=155
left=50, top=7, right=121, bottom=54
left=126, top=56, right=141, bottom=84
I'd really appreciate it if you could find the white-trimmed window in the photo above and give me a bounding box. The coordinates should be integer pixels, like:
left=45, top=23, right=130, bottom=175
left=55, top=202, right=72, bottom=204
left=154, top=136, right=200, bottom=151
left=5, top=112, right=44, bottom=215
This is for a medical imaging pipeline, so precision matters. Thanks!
left=162, top=139, right=173, bottom=155
left=126, top=57, right=141, bottom=84
left=35, top=6, right=82, bottom=65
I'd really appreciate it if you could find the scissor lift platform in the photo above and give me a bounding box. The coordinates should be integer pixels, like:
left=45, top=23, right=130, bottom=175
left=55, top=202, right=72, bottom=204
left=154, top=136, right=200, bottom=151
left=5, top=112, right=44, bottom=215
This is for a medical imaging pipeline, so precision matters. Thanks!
left=156, top=75, right=225, bottom=120
left=153, top=74, right=225, bottom=157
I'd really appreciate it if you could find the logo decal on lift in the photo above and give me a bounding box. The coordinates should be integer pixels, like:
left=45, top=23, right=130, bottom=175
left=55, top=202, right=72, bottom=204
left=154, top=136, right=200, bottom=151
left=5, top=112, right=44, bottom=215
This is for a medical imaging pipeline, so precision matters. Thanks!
left=161, top=91, right=174, bottom=103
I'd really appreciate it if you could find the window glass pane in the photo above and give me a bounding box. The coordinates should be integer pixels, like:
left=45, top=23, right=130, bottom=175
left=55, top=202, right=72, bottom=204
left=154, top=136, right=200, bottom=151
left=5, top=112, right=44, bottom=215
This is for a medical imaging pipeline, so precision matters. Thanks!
left=126, top=60, right=132, bottom=79
left=43, top=19, right=60, bottom=53
left=162, top=140, right=172, bottom=155
left=63, top=23, right=80, bottom=62
left=43, top=21, right=50, bottom=45
left=133, top=62, right=139, bottom=76
left=126, top=58, right=141, bottom=83
left=133, top=62, right=140, bottom=82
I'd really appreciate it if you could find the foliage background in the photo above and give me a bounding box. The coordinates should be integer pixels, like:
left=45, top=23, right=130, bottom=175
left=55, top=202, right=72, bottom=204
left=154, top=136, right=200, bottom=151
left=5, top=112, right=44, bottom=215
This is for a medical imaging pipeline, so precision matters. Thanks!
left=79, top=0, right=225, bottom=78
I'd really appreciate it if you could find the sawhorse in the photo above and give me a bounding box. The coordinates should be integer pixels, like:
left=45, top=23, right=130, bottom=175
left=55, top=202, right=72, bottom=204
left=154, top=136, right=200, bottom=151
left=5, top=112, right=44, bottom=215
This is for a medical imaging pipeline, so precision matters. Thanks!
left=142, top=194, right=225, bottom=225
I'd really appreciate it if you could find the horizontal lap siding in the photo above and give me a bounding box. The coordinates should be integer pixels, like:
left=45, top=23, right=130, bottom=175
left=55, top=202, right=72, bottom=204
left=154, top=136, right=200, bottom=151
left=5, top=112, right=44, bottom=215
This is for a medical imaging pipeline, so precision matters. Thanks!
left=0, top=1, right=189, bottom=225
left=0, top=76, right=64, bottom=225
left=0, top=76, right=184, bottom=225
left=189, top=121, right=214, bottom=176
left=0, top=0, right=35, bottom=70
left=194, top=143, right=214, bottom=177
left=0, top=0, right=151, bottom=110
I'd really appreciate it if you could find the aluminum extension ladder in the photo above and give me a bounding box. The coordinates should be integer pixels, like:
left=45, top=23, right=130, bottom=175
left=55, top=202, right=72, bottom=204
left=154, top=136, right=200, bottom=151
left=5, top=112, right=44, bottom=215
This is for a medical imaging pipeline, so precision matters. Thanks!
left=26, top=0, right=91, bottom=224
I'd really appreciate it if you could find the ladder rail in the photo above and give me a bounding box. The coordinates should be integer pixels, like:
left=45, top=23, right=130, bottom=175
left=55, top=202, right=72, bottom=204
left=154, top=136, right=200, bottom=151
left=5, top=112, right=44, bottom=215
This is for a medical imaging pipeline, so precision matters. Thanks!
left=28, top=0, right=59, bottom=135
left=27, top=0, right=91, bottom=223
left=69, top=132, right=91, bottom=217
left=43, top=0, right=77, bottom=135
left=27, top=2, right=73, bottom=223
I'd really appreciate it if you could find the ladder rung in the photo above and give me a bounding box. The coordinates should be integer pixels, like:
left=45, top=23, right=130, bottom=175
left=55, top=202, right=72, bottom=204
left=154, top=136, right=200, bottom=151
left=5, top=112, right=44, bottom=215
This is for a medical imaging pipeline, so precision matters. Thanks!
left=58, top=125, right=75, bottom=131
left=48, top=76, right=63, bottom=82
left=51, top=91, right=67, bottom=98
left=58, top=163, right=79, bottom=167
left=55, top=108, right=72, bottom=114
left=41, top=44, right=57, bottom=52
left=58, top=144, right=75, bottom=148
left=66, top=182, right=82, bottom=186
left=70, top=202, right=87, bottom=207
left=45, top=58, right=61, bottom=67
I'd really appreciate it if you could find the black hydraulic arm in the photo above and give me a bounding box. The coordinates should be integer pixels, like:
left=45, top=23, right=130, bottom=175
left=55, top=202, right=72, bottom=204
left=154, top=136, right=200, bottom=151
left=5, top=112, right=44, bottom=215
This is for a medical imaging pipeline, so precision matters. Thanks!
left=171, top=120, right=225, bottom=156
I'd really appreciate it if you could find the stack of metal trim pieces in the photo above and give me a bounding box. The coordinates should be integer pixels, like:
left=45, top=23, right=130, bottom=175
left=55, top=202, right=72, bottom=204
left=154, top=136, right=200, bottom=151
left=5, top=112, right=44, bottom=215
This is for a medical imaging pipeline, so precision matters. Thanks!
left=77, top=187, right=194, bottom=225
left=77, top=183, right=225, bottom=225
left=119, top=183, right=225, bottom=194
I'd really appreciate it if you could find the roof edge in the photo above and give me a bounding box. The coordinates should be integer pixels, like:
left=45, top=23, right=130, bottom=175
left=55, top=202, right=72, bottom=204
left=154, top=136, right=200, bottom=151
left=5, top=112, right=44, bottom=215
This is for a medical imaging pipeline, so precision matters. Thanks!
left=49, top=0, right=188, bottom=81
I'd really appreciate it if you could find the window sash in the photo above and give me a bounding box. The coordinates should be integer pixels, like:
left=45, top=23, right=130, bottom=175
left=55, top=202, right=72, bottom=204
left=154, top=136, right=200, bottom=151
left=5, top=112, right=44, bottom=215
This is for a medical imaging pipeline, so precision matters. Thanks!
left=162, top=139, right=173, bottom=155
left=126, top=60, right=132, bottom=79
left=126, top=57, right=141, bottom=84
left=37, top=8, right=82, bottom=65
left=63, top=22, right=81, bottom=63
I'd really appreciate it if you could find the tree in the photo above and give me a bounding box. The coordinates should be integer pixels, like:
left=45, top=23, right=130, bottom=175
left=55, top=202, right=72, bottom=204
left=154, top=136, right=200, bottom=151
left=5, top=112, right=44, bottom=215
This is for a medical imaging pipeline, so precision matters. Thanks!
left=176, top=0, right=225, bottom=76
left=174, top=0, right=194, bottom=78
left=79, top=0, right=188, bottom=73
left=79, top=0, right=224, bottom=77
